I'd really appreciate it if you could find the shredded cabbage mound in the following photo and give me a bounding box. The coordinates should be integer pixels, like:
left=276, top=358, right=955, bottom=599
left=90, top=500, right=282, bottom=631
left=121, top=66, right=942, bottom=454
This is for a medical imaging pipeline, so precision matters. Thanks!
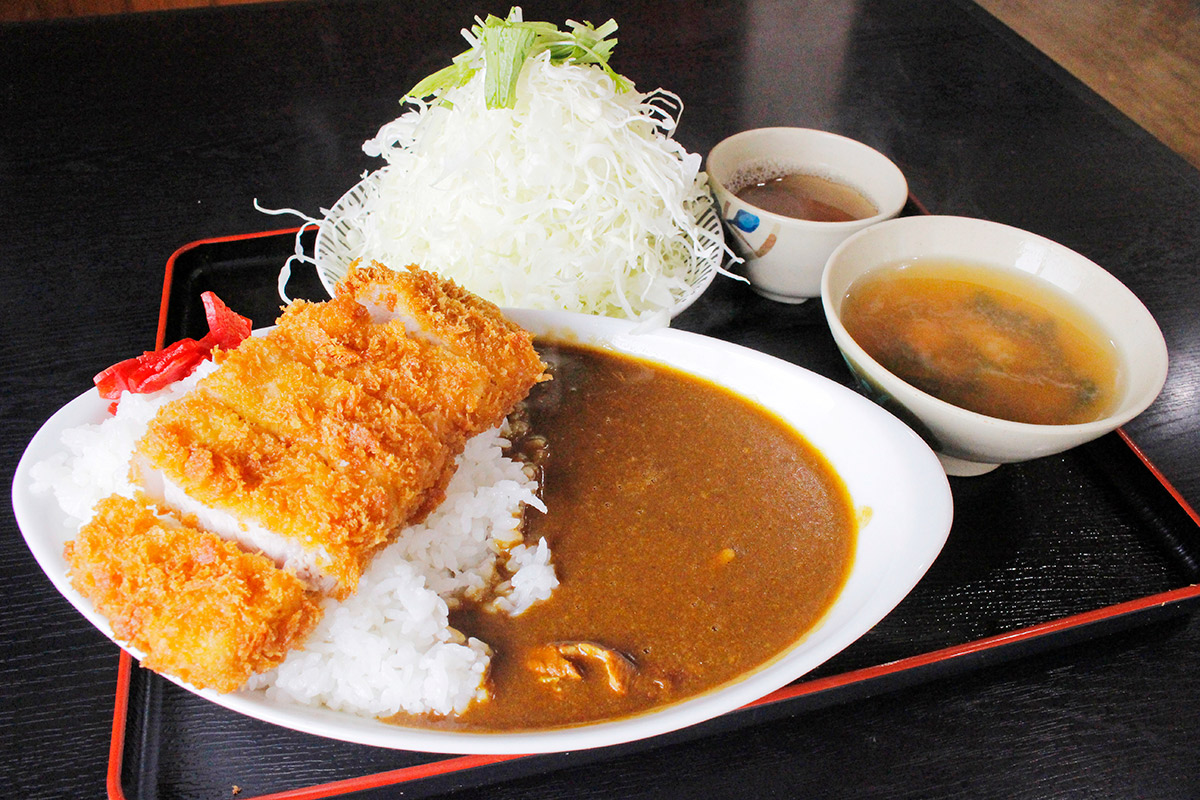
left=333, top=50, right=720, bottom=321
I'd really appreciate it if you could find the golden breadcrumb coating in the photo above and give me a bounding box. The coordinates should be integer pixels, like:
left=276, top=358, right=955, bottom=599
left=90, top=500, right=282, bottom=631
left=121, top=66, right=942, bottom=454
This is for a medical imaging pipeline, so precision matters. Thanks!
left=64, top=495, right=322, bottom=693
left=198, top=333, right=452, bottom=515
left=339, top=261, right=548, bottom=416
left=273, top=295, right=492, bottom=442
left=136, top=392, right=396, bottom=598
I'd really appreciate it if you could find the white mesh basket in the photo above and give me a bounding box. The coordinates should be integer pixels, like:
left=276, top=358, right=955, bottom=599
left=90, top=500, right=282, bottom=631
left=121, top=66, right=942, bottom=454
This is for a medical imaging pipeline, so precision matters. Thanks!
left=310, top=171, right=725, bottom=319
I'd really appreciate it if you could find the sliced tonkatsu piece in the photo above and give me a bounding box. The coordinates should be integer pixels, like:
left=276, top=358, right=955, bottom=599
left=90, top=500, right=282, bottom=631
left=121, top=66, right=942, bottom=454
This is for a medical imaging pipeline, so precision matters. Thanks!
left=338, top=262, right=548, bottom=419
left=272, top=295, right=493, bottom=444
left=198, top=332, right=453, bottom=516
left=64, top=494, right=323, bottom=693
left=134, top=392, right=397, bottom=598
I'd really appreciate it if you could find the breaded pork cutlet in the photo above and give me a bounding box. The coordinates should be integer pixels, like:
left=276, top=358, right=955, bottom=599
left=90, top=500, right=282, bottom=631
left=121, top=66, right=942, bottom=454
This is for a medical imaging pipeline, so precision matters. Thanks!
left=68, top=261, right=546, bottom=693
left=135, top=392, right=396, bottom=598
left=65, top=495, right=322, bottom=693
left=197, top=333, right=453, bottom=518
left=272, top=295, right=493, bottom=445
left=340, top=262, right=548, bottom=418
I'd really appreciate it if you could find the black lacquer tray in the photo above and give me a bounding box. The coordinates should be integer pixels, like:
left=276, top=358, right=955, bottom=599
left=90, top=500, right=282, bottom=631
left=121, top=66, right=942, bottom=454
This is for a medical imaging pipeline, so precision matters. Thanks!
left=109, top=221, right=1200, bottom=800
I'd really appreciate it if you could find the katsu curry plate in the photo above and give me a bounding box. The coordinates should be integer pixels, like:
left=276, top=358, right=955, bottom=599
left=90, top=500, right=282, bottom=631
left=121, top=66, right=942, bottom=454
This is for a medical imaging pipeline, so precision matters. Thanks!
left=12, top=10, right=953, bottom=754
left=14, top=261, right=952, bottom=753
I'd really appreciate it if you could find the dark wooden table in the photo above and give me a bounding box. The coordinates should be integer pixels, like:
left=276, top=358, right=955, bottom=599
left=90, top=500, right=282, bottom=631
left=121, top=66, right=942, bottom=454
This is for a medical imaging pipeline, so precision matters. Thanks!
left=4, top=1, right=1200, bottom=797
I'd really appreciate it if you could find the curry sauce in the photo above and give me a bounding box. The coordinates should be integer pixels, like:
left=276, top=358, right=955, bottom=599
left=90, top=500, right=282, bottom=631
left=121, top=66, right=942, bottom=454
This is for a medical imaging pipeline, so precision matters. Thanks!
left=393, top=341, right=856, bottom=731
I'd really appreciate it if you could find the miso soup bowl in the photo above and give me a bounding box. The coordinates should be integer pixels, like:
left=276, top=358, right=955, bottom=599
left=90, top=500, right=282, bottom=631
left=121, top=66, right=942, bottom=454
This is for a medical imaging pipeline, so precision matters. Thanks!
left=707, top=127, right=908, bottom=302
left=820, top=215, right=1169, bottom=477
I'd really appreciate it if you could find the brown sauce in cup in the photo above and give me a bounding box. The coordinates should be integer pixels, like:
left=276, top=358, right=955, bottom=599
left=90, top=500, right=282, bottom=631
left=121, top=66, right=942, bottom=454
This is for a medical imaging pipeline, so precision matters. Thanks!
left=736, top=173, right=878, bottom=222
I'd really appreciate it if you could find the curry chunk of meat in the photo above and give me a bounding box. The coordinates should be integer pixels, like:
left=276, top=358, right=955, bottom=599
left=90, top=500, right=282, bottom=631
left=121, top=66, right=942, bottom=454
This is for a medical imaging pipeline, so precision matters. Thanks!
left=527, top=641, right=638, bottom=695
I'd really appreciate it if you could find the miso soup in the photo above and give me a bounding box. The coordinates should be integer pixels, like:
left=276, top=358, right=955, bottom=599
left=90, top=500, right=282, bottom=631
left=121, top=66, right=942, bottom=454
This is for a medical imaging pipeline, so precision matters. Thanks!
left=840, top=259, right=1122, bottom=425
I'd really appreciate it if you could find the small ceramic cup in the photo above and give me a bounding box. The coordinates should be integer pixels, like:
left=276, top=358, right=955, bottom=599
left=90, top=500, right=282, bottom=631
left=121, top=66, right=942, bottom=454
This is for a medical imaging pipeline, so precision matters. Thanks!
left=707, top=128, right=908, bottom=303
left=821, top=215, right=1169, bottom=476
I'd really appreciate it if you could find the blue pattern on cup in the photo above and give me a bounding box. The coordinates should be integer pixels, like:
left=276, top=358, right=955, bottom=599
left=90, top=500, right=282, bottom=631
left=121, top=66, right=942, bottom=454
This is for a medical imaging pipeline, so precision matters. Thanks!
left=732, top=209, right=760, bottom=233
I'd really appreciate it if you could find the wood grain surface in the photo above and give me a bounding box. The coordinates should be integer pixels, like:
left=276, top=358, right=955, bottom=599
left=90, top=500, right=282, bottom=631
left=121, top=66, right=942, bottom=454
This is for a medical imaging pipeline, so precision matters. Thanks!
left=976, top=0, right=1200, bottom=169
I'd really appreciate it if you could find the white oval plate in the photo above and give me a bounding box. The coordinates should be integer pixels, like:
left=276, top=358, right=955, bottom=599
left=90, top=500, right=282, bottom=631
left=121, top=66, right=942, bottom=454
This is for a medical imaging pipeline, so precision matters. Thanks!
left=12, top=309, right=952, bottom=754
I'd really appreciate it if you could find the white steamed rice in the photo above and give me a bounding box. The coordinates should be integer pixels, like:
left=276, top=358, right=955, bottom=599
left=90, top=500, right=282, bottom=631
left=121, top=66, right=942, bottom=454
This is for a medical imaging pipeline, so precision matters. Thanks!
left=247, top=426, right=554, bottom=717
